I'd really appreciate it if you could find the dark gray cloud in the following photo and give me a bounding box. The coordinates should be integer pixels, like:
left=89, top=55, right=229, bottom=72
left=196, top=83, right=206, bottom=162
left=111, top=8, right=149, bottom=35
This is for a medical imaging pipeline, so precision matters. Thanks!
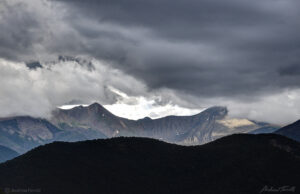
left=50, top=0, right=300, bottom=100
left=279, top=64, right=300, bottom=76
left=63, top=0, right=279, bottom=39
left=0, top=2, right=38, bottom=60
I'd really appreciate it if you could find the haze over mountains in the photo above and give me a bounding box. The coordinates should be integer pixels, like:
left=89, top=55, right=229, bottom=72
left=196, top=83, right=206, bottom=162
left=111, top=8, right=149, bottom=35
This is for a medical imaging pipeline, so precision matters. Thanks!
left=0, top=103, right=279, bottom=154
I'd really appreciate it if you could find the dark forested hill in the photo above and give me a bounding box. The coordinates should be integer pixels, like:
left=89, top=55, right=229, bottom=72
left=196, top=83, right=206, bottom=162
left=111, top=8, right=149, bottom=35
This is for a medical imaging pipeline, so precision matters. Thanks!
left=0, top=134, right=299, bottom=194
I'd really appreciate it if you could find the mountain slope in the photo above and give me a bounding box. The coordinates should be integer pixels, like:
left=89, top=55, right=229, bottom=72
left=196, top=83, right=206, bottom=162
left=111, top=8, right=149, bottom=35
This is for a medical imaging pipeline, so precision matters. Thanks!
left=0, top=116, right=63, bottom=153
left=275, top=120, right=300, bottom=142
left=0, top=115, right=108, bottom=153
left=52, top=103, right=277, bottom=145
left=249, top=126, right=279, bottom=134
left=0, top=145, right=19, bottom=163
left=0, top=134, right=299, bottom=194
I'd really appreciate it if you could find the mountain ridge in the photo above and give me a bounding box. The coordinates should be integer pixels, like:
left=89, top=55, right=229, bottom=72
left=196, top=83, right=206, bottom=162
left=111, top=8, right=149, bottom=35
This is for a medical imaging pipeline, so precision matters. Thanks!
left=0, top=103, right=278, bottom=153
left=52, top=103, right=277, bottom=144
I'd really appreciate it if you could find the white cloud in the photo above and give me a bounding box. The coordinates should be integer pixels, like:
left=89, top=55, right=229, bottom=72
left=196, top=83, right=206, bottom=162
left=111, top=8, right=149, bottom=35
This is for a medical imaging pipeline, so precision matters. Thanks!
left=0, top=57, right=146, bottom=118
left=0, top=57, right=201, bottom=120
left=194, top=89, right=300, bottom=126
left=104, top=87, right=203, bottom=120
left=1, top=57, right=300, bottom=125
left=226, top=89, right=300, bottom=125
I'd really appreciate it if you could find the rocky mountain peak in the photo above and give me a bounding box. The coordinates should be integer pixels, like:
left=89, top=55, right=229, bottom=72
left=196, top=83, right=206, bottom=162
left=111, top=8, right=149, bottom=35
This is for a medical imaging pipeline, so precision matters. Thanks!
left=87, top=103, right=112, bottom=115
left=195, top=106, right=228, bottom=120
left=138, top=117, right=152, bottom=121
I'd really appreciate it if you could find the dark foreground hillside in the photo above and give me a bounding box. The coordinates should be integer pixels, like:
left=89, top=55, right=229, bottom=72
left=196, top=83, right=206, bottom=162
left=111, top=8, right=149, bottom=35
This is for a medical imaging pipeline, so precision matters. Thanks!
left=0, top=134, right=299, bottom=194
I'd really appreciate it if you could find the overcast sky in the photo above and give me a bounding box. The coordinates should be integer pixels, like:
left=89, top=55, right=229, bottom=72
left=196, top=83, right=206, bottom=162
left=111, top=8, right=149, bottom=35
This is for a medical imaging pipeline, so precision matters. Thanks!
left=0, top=0, right=300, bottom=125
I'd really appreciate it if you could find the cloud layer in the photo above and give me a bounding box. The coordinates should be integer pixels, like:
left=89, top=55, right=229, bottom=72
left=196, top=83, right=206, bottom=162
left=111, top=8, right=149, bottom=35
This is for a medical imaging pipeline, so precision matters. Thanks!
left=0, top=0, right=300, bottom=124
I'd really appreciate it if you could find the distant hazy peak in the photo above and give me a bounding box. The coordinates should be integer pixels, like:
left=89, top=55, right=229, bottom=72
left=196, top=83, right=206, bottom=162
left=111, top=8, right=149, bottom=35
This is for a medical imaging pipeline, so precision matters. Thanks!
left=88, top=102, right=104, bottom=109
left=58, top=55, right=95, bottom=71
left=54, top=102, right=114, bottom=119
left=87, top=103, right=112, bottom=114
left=25, top=61, right=43, bottom=70
left=197, top=106, right=228, bottom=118
left=138, top=117, right=152, bottom=121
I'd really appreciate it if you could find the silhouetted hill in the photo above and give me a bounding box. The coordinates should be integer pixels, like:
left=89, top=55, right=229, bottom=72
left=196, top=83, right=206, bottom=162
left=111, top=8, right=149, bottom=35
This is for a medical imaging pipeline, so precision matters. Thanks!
left=0, top=145, right=18, bottom=163
left=275, top=120, right=300, bottom=142
left=0, top=134, right=299, bottom=194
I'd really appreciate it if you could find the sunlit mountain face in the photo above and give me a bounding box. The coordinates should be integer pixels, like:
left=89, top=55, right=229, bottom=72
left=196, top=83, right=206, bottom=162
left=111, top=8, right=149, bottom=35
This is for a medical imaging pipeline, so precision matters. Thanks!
left=1, top=0, right=300, bottom=193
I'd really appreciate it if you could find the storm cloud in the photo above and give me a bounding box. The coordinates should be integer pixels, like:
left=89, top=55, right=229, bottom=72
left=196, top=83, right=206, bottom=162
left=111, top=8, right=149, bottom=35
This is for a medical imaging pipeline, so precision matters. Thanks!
left=62, top=0, right=300, bottom=98
left=0, top=0, right=300, bottom=124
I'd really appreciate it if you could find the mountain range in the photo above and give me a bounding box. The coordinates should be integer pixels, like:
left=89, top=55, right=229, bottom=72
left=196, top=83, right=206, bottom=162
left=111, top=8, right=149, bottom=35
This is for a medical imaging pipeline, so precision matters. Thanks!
left=0, top=103, right=279, bottom=153
left=0, top=134, right=299, bottom=194
left=51, top=103, right=280, bottom=144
